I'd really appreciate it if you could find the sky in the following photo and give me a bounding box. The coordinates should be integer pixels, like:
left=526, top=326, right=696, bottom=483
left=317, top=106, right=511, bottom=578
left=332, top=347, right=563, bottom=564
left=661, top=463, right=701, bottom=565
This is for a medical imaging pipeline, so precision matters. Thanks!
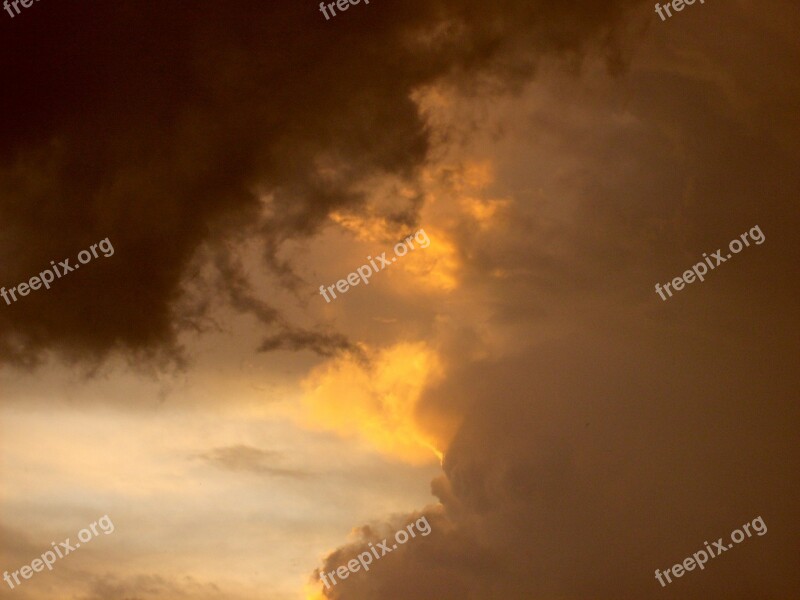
left=0, top=1, right=798, bottom=599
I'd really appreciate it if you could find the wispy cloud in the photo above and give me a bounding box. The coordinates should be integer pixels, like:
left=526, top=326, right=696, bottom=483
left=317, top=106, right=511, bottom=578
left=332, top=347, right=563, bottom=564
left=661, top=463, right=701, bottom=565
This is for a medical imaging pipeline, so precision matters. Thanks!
left=198, top=445, right=311, bottom=479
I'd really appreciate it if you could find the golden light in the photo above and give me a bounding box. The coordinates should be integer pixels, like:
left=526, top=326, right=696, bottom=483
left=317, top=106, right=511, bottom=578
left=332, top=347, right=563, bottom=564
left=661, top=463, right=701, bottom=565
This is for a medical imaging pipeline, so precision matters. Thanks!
left=296, top=342, right=446, bottom=465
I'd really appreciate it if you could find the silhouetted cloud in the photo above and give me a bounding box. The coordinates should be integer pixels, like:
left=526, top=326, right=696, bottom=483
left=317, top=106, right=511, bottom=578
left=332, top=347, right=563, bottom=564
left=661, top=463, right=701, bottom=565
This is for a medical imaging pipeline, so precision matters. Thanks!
left=0, top=0, right=642, bottom=367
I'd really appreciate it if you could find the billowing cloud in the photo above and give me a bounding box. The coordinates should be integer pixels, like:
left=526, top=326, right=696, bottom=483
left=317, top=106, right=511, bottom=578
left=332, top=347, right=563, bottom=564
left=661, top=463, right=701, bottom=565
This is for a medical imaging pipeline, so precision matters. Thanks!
left=4, top=1, right=797, bottom=599
left=0, top=0, right=643, bottom=367
left=308, top=1, right=800, bottom=597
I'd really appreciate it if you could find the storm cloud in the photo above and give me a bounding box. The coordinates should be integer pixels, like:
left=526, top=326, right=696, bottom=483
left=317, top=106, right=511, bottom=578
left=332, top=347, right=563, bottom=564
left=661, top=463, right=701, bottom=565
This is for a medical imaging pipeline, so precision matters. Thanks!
left=0, top=0, right=642, bottom=367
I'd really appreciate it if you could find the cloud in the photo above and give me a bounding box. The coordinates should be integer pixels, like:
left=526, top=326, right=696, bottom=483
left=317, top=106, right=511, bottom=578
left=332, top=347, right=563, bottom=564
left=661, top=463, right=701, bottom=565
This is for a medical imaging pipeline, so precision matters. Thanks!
left=0, top=0, right=643, bottom=367
left=257, top=328, right=364, bottom=359
left=314, top=326, right=800, bottom=598
left=0, top=523, right=44, bottom=573
left=199, top=444, right=309, bottom=479
left=307, top=2, right=800, bottom=597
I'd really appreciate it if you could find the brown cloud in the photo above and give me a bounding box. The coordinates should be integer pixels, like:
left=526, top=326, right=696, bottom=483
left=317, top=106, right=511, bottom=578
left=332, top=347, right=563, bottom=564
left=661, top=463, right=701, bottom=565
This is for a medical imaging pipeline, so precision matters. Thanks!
left=311, top=2, right=800, bottom=597
left=5, top=1, right=797, bottom=599
left=316, top=326, right=799, bottom=598
left=0, top=0, right=643, bottom=368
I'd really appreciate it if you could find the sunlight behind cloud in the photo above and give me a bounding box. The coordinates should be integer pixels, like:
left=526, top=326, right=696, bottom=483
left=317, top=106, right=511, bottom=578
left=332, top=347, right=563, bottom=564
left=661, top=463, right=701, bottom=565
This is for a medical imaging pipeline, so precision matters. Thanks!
left=297, top=342, right=446, bottom=465
left=395, top=227, right=460, bottom=292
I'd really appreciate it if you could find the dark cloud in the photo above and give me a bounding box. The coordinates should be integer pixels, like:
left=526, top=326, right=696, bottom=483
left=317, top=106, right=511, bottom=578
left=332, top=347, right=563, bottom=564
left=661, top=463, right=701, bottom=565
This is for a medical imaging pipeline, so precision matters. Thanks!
left=317, top=323, right=799, bottom=599
left=312, top=2, right=800, bottom=597
left=311, top=508, right=478, bottom=599
left=257, top=328, right=364, bottom=359
left=208, top=240, right=361, bottom=359
left=0, top=0, right=643, bottom=367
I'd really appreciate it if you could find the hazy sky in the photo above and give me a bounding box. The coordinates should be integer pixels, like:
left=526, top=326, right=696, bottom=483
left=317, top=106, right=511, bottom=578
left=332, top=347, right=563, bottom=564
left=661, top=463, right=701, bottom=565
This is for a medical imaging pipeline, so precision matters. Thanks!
left=1, top=1, right=798, bottom=599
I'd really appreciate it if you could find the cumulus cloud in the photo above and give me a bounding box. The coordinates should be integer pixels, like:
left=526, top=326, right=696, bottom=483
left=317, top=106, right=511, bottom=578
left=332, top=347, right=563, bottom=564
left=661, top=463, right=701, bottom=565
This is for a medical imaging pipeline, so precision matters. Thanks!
left=310, top=2, right=800, bottom=598
left=6, top=1, right=797, bottom=599
left=315, top=326, right=799, bottom=598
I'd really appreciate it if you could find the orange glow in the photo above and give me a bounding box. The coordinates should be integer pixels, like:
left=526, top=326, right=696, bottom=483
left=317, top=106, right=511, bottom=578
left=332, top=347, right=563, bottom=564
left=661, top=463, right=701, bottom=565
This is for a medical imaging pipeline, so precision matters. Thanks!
left=396, top=227, right=460, bottom=292
left=304, top=582, right=328, bottom=600
left=328, top=210, right=391, bottom=242
left=298, top=342, right=446, bottom=465
left=460, top=196, right=510, bottom=227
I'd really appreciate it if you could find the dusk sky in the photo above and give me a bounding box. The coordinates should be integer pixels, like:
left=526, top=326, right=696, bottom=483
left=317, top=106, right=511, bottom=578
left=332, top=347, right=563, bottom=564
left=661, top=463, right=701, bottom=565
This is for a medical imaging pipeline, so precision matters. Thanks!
left=1, top=1, right=798, bottom=599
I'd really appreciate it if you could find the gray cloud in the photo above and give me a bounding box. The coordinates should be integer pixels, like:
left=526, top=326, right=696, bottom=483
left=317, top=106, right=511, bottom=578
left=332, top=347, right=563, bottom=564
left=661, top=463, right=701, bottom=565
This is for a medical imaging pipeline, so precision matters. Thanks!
left=199, top=444, right=310, bottom=479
